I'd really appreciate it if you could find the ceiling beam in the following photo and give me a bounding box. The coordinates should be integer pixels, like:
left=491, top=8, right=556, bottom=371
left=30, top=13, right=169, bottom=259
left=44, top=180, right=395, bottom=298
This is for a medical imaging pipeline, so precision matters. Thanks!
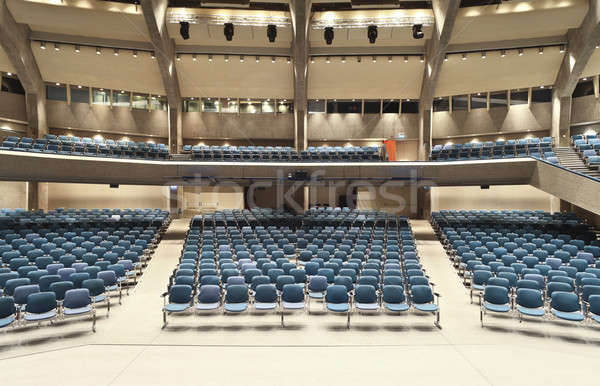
left=141, top=0, right=182, bottom=154
left=0, top=0, right=46, bottom=137
left=553, top=0, right=600, bottom=98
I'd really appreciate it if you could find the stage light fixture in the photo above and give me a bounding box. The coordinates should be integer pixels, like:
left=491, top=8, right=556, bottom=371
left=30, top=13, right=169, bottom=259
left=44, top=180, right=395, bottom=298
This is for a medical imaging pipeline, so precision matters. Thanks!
left=267, top=24, right=277, bottom=43
left=367, top=25, right=378, bottom=44
left=180, top=21, right=190, bottom=40
left=324, top=27, right=334, bottom=45
left=412, top=24, right=424, bottom=39
left=224, top=23, right=234, bottom=41
left=40, top=41, right=46, bottom=50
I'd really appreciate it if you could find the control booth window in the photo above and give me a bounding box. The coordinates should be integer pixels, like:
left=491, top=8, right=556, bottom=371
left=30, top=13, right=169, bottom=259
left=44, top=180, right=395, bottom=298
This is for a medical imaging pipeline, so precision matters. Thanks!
left=201, top=98, right=219, bottom=113
left=532, top=87, right=552, bottom=103
left=277, top=100, right=293, bottom=114
left=401, top=100, right=419, bottom=114
left=132, top=93, right=149, bottom=110
left=489, top=90, right=508, bottom=108
left=573, top=79, right=594, bottom=98
left=70, top=85, right=90, bottom=104
left=92, top=88, right=110, bottom=106
left=327, top=100, right=361, bottom=113
left=452, top=95, right=468, bottom=111
left=240, top=99, right=262, bottom=114
left=308, top=99, right=325, bottom=113
left=382, top=99, right=399, bottom=114
left=182, top=98, right=201, bottom=112
left=220, top=99, right=239, bottom=113
left=470, top=93, right=487, bottom=109
left=151, top=95, right=167, bottom=110
left=364, top=100, right=381, bottom=114
left=113, top=91, right=131, bottom=107
left=1, top=73, right=25, bottom=95
left=46, top=83, right=67, bottom=102
left=433, top=97, right=449, bottom=112
left=510, top=89, right=528, bottom=105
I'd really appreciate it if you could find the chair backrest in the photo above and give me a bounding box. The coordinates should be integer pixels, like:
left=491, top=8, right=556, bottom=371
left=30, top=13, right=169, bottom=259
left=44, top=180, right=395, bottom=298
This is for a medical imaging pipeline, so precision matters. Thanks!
left=225, top=284, right=248, bottom=303
left=49, top=281, right=74, bottom=301
left=484, top=285, right=509, bottom=305
left=62, top=288, right=91, bottom=309
left=168, top=284, right=192, bottom=304
left=197, top=285, right=220, bottom=303
left=82, top=279, right=105, bottom=297
left=411, top=285, right=434, bottom=304
left=550, top=291, right=580, bottom=313
left=25, top=292, right=57, bottom=314
left=281, top=284, right=305, bottom=303
left=0, top=296, right=16, bottom=319
left=255, top=284, right=278, bottom=303
left=325, top=285, right=349, bottom=304
left=308, top=275, right=328, bottom=292
left=383, top=285, right=405, bottom=304
left=354, top=285, right=377, bottom=303
left=516, top=288, right=543, bottom=309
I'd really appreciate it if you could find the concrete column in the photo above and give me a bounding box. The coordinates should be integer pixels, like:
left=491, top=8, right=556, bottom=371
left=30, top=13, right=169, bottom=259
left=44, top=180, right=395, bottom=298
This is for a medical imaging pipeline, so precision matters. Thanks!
left=418, top=106, right=432, bottom=160
left=551, top=93, right=572, bottom=147
left=27, top=182, right=48, bottom=211
left=168, top=105, right=182, bottom=154
left=290, top=0, right=310, bottom=151
left=169, top=186, right=183, bottom=218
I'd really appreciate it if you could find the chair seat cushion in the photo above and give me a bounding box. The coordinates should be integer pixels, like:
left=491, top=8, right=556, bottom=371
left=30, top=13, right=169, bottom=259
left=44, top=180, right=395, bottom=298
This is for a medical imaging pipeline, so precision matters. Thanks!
left=0, top=315, right=15, bottom=328
left=225, top=302, right=248, bottom=312
left=92, top=295, right=106, bottom=303
left=327, top=303, right=350, bottom=312
left=517, top=305, right=545, bottom=317
left=106, top=285, right=118, bottom=291
left=165, top=303, right=190, bottom=313
left=64, top=305, right=92, bottom=315
left=282, top=301, right=305, bottom=309
left=472, top=284, right=484, bottom=291
left=25, top=310, right=57, bottom=321
left=591, top=312, right=600, bottom=323
left=385, top=302, right=409, bottom=312
left=254, top=302, right=277, bottom=310
left=195, top=302, right=219, bottom=310
left=551, top=309, right=584, bottom=322
left=309, top=292, right=325, bottom=299
left=356, top=302, right=379, bottom=310
left=414, top=303, right=438, bottom=312
left=485, top=302, right=511, bottom=313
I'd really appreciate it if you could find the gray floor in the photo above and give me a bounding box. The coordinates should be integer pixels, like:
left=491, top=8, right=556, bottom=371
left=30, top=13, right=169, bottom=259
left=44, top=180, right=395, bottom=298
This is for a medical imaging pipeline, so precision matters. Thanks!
left=1, top=219, right=600, bottom=385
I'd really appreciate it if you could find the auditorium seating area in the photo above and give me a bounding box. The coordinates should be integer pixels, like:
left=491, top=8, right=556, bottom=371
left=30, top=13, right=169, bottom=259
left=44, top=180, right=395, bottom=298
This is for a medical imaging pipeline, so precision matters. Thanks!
left=0, top=208, right=169, bottom=331
left=431, top=210, right=600, bottom=326
left=430, top=137, right=558, bottom=163
left=572, top=133, right=600, bottom=170
left=0, top=135, right=170, bottom=160
left=162, top=207, right=440, bottom=329
left=182, top=145, right=383, bottom=162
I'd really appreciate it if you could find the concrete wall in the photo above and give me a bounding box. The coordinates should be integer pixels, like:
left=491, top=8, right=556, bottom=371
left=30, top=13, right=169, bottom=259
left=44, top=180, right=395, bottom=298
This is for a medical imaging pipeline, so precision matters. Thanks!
left=0, top=181, right=27, bottom=209
left=308, top=113, right=419, bottom=140
left=183, top=112, right=294, bottom=140
left=47, top=183, right=169, bottom=210
left=46, top=101, right=168, bottom=138
left=571, top=95, right=600, bottom=124
left=182, top=186, right=244, bottom=212
left=357, top=185, right=419, bottom=217
left=430, top=185, right=559, bottom=212
left=0, top=92, right=27, bottom=123
left=432, top=103, right=552, bottom=139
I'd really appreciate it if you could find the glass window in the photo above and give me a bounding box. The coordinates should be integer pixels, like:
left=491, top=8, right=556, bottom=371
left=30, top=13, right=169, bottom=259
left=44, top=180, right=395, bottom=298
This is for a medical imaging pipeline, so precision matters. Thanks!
left=182, top=98, right=200, bottom=112
left=308, top=99, right=325, bottom=113
left=573, top=79, right=594, bottom=98
left=220, top=99, right=239, bottom=113
left=489, top=91, right=507, bottom=108
left=532, top=87, right=552, bottom=103
left=113, top=91, right=130, bottom=107
left=452, top=95, right=468, bottom=111
left=510, top=89, right=528, bottom=105
left=401, top=100, right=419, bottom=114
left=150, top=95, right=167, bottom=110
left=262, top=100, right=276, bottom=113
left=382, top=99, right=399, bottom=114
left=470, top=93, right=486, bottom=109
left=70, top=85, right=89, bottom=104
left=1, top=75, right=25, bottom=95
left=327, top=100, right=361, bottom=113
left=201, top=98, right=219, bottom=113
left=433, top=97, right=449, bottom=112
left=277, top=100, right=293, bottom=114
left=46, top=84, right=67, bottom=102
left=92, top=88, right=110, bottom=105
left=364, top=100, right=381, bottom=114
left=132, top=93, right=149, bottom=109
left=240, top=100, right=262, bottom=114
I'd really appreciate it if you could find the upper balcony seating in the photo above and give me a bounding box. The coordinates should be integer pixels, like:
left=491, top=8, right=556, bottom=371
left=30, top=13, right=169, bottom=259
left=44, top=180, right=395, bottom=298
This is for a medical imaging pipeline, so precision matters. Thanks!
left=430, top=136, right=556, bottom=163
left=181, top=145, right=383, bottom=162
left=0, top=135, right=169, bottom=160
left=571, top=133, right=600, bottom=170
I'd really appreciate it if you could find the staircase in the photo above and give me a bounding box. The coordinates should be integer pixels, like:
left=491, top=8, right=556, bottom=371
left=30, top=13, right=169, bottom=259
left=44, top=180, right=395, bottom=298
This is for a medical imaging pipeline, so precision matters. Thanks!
left=554, top=147, right=600, bottom=178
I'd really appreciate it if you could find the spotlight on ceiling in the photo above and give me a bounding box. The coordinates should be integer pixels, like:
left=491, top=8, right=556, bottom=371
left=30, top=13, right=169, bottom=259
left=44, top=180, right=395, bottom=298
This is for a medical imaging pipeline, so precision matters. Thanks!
left=461, top=53, right=467, bottom=61
left=114, top=48, right=119, bottom=56
left=481, top=51, right=486, bottom=59
left=180, top=21, right=190, bottom=40
left=559, top=45, right=565, bottom=53
left=151, top=52, right=156, bottom=59
left=500, top=49, right=506, bottom=58
left=412, top=24, right=424, bottom=39
left=133, top=50, right=138, bottom=58
left=40, top=41, right=46, bottom=50
left=538, top=47, right=544, bottom=55
left=75, top=45, right=80, bottom=53
left=324, top=27, right=334, bottom=45
left=256, top=56, right=260, bottom=63
left=387, top=56, right=392, bottom=63
left=518, top=48, right=523, bottom=56
left=208, top=54, right=213, bottom=62
left=54, top=43, right=60, bottom=51
left=404, top=56, right=408, bottom=63
left=326, top=56, right=331, bottom=64
left=271, top=56, right=276, bottom=63
left=420, top=55, right=425, bottom=63
left=267, top=24, right=277, bottom=43
left=224, top=23, right=234, bottom=41
left=342, top=56, right=347, bottom=63
left=96, top=47, right=101, bottom=55
left=367, top=25, right=377, bottom=44
left=240, top=55, right=244, bottom=63
left=357, top=56, right=361, bottom=63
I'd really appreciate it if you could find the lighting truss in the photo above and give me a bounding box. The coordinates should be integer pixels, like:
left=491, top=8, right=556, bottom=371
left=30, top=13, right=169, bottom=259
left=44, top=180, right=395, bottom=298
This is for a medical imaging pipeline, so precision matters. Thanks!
left=168, top=12, right=290, bottom=27
left=311, top=16, right=434, bottom=29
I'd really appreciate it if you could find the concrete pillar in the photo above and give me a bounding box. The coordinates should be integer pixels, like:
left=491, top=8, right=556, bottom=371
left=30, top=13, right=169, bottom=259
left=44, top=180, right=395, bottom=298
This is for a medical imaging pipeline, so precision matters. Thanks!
left=27, top=182, right=48, bottom=211
left=418, top=106, right=432, bottom=160
left=551, top=93, right=572, bottom=147
left=168, top=105, right=182, bottom=154
left=291, top=0, right=310, bottom=151
left=169, top=186, right=183, bottom=218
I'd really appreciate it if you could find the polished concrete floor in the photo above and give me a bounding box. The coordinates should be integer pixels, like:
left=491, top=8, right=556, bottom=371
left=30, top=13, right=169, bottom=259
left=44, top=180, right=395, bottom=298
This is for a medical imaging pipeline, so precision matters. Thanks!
left=1, top=219, right=600, bottom=385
